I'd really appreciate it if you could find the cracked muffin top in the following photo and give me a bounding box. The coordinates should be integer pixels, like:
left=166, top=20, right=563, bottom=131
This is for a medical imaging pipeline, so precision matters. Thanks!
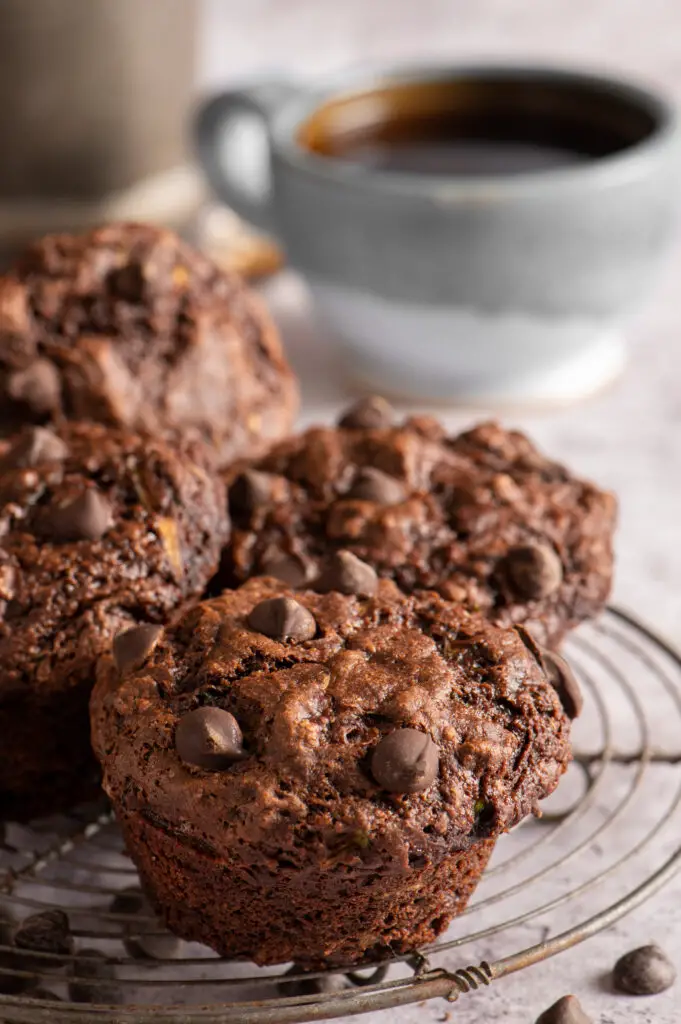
left=0, top=421, right=228, bottom=702
left=0, top=222, right=298, bottom=465
left=222, top=397, right=616, bottom=647
left=91, top=571, right=572, bottom=874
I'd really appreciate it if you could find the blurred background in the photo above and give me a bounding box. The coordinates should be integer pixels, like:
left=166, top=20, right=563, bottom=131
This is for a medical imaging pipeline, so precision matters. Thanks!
left=199, top=0, right=681, bottom=91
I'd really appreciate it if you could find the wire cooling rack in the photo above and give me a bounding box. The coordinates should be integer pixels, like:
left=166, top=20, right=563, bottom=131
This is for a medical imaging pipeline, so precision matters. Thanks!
left=2, top=606, right=681, bottom=1023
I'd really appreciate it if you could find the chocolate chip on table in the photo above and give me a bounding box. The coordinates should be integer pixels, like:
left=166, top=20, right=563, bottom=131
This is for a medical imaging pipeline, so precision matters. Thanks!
left=613, top=944, right=676, bottom=995
left=113, top=624, right=163, bottom=675
left=46, top=488, right=113, bottom=542
left=248, top=596, right=316, bottom=642
left=346, top=468, right=406, bottom=504
left=338, top=395, right=395, bottom=430
left=6, top=358, right=61, bottom=415
left=69, top=948, right=121, bottom=1004
left=110, top=888, right=183, bottom=960
left=14, top=909, right=73, bottom=956
left=502, top=543, right=563, bottom=600
left=260, top=552, right=310, bottom=587
left=229, top=470, right=273, bottom=513
left=541, top=648, right=583, bottom=720
left=175, top=707, right=245, bottom=769
left=535, top=994, right=592, bottom=1024
left=316, top=550, right=378, bottom=597
left=0, top=426, right=68, bottom=470
left=371, top=729, right=439, bottom=793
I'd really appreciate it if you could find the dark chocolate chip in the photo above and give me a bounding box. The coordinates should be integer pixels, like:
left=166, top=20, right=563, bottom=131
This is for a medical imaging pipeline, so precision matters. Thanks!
left=371, top=729, right=439, bottom=793
left=261, top=552, right=310, bottom=587
left=110, top=887, right=183, bottom=960
left=6, top=359, right=61, bottom=415
left=113, top=624, right=163, bottom=675
left=613, top=944, right=676, bottom=995
left=514, top=626, right=583, bottom=720
left=14, top=910, right=73, bottom=956
left=69, top=948, right=121, bottom=1004
left=338, top=395, right=395, bottom=430
left=0, top=426, right=68, bottom=470
left=503, top=543, right=563, bottom=600
left=175, top=707, right=245, bottom=770
left=541, top=649, right=583, bottom=720
left=111, top=262, right=147, bottom=302
left=248, top=596, right=316, bottom=642
left=346, top=468, right=406, bottom=504
left=514, top=624, right=545, bottom=663
left=535, top=994, right=592, bottom=1024
left=277, top=964, right=347, bottom=997
left=316, top=550, right=378, bottom=597
left=47, top=488, right=113, bottom=543
left=229, top=470, right=273, bottom=514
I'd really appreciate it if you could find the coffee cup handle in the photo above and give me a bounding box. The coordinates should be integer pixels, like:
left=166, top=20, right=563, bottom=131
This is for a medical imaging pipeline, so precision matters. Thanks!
left=194, top=81, right=299, bottom=236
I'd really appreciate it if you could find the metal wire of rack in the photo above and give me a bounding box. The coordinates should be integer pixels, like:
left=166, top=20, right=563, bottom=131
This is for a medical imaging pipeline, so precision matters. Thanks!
left=2, top=606, right=681, bottom=1022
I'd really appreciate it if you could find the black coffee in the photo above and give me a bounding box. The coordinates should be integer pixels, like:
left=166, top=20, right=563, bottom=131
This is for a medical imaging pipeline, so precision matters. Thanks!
left=298, top=77, right=656, bottom=177
left=333, top=138, right=588, bottom=176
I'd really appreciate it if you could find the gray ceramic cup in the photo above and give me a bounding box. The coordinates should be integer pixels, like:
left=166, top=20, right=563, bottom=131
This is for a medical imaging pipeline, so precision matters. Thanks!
left=196, top=65, right=681, bottom=405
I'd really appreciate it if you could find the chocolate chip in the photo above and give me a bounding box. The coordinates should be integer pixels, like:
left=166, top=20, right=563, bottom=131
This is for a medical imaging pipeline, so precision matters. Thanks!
left=248, top=596, right=316, bottom=641
left=47, top=488, right=113, bottom=542
left=261, top=552, right=310, bottom=587
left=371, top=729, right=439, bottom=793
left=316, top=550, right=378, bottom=597
left=338, top=395, right=395, bottom=430
left=229, top=470, right=273, bottom=514
left=6, top=359, right=61, bottom=415
left=514, top=624, right=544, bottom=662
left=113, top=624, right=163, bottom=675
left=14, top=910, right=73, bottom=956
left=0, top=426, right=68, bottom=470
left=110, top=887, right=183, bottom=960
left=175, top=707, right=245, bottom=770
left=346, top=468, right=405, bottom=504
left=514, top=626, right=583, bottom=720
left=69, top=948, right=121, bottom=1004
left=542, top=648, right=583, bottom=720
left=503, top=543, right=563, bottom=600
left=613, top=944, right=676, bottom=995
left=535, top=995, right=592, bottom=1024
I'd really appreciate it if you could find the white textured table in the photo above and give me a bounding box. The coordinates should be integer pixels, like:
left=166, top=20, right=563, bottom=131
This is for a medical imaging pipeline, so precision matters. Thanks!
left=199, top=4, right=681, bottom=1020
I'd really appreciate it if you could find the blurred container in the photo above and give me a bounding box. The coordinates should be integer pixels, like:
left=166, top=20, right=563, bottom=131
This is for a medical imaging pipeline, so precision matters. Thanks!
left=0, top=0, right=202, bottom=259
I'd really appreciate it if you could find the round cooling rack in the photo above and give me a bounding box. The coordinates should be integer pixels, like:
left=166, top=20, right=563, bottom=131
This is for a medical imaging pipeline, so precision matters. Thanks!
left=2, top=606, right=681, bottom=1023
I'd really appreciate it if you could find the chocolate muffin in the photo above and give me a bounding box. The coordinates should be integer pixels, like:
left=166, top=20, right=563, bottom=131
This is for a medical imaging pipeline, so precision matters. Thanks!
left=222, top=398, right=616, bottom=647
left=91, top=568, right=573, bottom=967
left=0, top=421, right=229, bottom=821
left=0, top=222, right=298, bottom=465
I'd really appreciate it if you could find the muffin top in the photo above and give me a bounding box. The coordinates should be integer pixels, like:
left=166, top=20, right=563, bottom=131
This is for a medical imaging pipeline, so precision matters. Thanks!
left=0, top=222, right=298, bottom=464
left=0, top=421, right=228, bottom=699
left=224, top=398, right=616, bottom=646
left=91, top=571, right=572, bottom=874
